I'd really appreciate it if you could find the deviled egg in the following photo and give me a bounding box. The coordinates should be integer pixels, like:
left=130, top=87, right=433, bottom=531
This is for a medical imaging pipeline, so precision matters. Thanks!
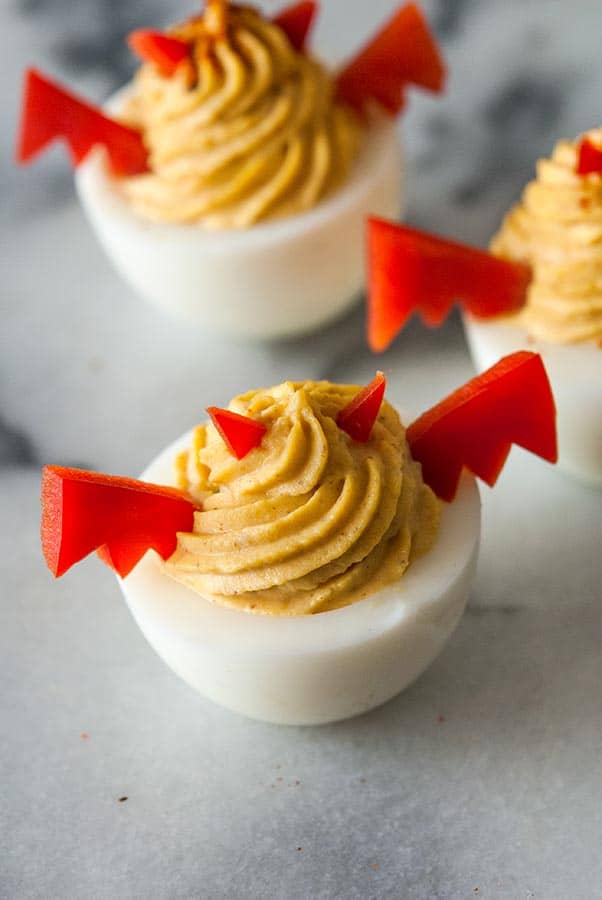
left=41, top=360, right=556, bottom=725
left=18, top=1, right=451, bottom=338
left=119, top=382, right=479, bottom=725
left=464, top=130, right=602, bottom=484
left=74, top=1, right=405, bottom=338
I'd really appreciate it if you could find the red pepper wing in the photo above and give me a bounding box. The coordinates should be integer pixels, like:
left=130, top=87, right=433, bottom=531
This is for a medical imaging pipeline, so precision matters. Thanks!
left=16, top=68, right=148, bottom=176
left=336, top=2, right=445, bottom=114
left=407, top=352, right=558, bottom=501
left=41, top=467, right=195, bottom=578
left=367, top=218, right=531, bottom=352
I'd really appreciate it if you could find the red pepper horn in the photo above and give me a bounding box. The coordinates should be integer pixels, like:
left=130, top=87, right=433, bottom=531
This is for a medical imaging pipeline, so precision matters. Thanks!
left=336, top=372, right=386, bottom=442
left=576, top=136, right=602, bottom=176
left=273, top=1, right=318, bottom=51
left=127, top=30, right=190, bottom=76
left=207, top=407, right=267, bottom=459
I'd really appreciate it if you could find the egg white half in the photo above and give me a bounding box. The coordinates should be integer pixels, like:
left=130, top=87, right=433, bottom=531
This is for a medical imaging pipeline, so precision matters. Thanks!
left=116, top=430, right=481, bottom=725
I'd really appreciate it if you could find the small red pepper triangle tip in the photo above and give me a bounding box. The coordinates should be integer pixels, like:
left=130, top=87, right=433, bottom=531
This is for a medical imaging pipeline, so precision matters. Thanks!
left=127, top=30, right=190, bottom=76
left=273, top=1, right=318, bottom=52
left=207, top=407, right=267, bottom=459
left=337, top=372, right=386, bottom=443
left=576, top=136, right=602, bottom=176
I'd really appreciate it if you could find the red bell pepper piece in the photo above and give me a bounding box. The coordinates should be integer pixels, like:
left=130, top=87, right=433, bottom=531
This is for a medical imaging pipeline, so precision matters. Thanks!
left=207, top=407, right=267, bottom=459
left=16, top=68, right=149, bottom=176
left=336, top=2, right=445, bottom=115
left=367, top=218, right=532, bottom=352
left=336, top=372, right=386, bottom=443
left=127, top=30, right=190, bottom=76
left=407, top=352, right=557, bottom=502
left=576, top=136, right=602, bottom=176
left=41, top=466, right=196, bottom=578
left=273, top=1, right=318, bottom=52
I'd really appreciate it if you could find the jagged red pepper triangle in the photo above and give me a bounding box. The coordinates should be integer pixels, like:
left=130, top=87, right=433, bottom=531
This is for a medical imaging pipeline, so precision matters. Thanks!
left=128, top=30, right=190, bottom=75
left=273, top=1, right=318, bottom=51
left=16, top=69, right=149, bottom=176
left=336, top=372, right=386, bottom=443
left=576, top=137, right=602, bottom=176
left=41, top=466, right=197, bottom=579
left=407, top=352, right=558, bottom=502
left=207, top=407, right=267, bottom=459
left=336, top=2, right=445, bottom=114
left=367, top=218, right=532, bottom=352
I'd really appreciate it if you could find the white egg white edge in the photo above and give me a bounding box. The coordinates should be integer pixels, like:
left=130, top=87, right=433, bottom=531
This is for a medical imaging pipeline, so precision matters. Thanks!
left=463, top=313, right=602, bottom=372
left=115, top=428, right=481, bottom=657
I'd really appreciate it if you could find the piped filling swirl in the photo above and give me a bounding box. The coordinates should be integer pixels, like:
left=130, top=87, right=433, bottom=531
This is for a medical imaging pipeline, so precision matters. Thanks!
left=491, top=129, right=602, bottom=343
left=165, top=381, right=439, bottom=615
left=120, top=5, right=362, bottom=228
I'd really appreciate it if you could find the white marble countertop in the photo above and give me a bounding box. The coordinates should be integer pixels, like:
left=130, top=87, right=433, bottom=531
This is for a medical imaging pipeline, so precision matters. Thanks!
left=2, top=2, right=601, bottom=898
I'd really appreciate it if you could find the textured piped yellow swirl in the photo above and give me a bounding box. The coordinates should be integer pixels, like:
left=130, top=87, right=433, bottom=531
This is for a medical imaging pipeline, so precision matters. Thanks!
left=120, top=6, right=362, bottom=228
left=165, top=381, right=439, bottom=616
left=491, top=129, right=602, bottom=343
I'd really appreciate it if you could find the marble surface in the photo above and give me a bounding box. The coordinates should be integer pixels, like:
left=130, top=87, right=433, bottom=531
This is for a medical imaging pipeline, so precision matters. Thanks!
left=2, top=2, right=602, bottom=898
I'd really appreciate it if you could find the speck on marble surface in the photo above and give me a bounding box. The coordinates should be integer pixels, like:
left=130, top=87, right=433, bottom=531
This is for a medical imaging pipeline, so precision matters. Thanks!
left=1, top=2, right=602, bottom=899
